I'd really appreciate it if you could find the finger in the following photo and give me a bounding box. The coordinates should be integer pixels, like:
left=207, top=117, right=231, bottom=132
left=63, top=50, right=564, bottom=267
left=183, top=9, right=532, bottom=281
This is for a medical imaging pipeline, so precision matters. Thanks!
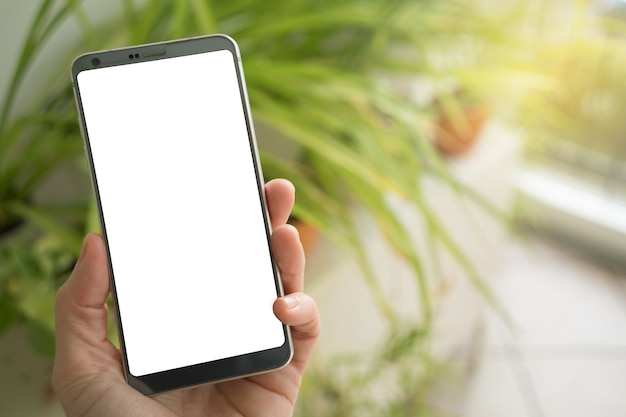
left=265, top=178, right=295, bottom=229
left=274, top=293, right=320, bottom=337
left=273, top=293, right=320, bottom=370
left=55, top=233, right=111, bottom=349
left=271, top=224, right=305, bottom=295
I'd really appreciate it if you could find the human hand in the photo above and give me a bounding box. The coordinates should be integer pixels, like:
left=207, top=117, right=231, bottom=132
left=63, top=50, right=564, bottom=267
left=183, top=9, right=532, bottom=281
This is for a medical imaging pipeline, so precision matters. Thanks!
left=52, top=179, right=320, bottom=417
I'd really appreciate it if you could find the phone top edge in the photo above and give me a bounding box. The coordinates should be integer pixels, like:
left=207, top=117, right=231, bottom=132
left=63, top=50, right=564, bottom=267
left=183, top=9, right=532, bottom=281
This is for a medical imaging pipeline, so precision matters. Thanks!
left=71, top=34, right=240, bottom=80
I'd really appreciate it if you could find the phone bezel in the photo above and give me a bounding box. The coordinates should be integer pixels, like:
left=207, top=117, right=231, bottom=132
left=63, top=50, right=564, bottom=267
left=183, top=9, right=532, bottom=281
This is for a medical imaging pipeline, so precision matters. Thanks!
left=71, top=34, right=293, bottom=395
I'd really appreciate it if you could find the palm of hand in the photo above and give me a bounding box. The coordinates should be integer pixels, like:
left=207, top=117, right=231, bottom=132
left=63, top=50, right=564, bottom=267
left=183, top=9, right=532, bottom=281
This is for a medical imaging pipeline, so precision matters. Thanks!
left=67, top=338, right=305, bottom=417
left=155, top=363, right=303, bottom=416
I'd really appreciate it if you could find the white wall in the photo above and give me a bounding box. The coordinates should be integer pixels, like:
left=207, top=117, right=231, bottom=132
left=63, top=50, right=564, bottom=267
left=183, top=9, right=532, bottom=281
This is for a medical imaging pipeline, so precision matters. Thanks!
left=0, top=0, right=127, bottom=119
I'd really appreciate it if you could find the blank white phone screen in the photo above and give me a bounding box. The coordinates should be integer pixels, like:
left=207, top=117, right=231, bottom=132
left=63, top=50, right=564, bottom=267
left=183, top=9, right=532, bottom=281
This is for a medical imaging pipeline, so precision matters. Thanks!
left=77, top=50, right=285, bottom=377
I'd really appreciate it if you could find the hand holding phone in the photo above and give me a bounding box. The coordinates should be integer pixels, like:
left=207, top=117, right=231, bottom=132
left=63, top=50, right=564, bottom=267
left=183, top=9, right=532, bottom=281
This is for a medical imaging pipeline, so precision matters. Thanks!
left=62, top=34, right=318, bottom=397
left=52, top=179, right=320, bottom=416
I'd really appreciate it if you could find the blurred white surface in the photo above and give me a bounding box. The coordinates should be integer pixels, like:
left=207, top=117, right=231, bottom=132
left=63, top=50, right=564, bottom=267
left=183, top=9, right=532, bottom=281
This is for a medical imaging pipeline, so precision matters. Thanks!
left=457, top=235, right=626, bottom=417
left=518, top=166, right=626, bottom=261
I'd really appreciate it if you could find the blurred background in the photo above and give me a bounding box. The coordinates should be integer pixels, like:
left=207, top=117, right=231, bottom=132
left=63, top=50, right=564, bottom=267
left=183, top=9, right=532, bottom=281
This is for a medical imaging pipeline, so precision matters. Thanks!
left=1, top=0, right=626, bottom=416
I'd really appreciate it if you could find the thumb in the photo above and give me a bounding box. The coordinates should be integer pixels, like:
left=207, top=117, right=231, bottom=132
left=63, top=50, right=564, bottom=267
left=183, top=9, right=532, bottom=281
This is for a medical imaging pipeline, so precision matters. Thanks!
left=55, top=233, right=111, bottom=352
left=53, top=236, right=160, bottom=417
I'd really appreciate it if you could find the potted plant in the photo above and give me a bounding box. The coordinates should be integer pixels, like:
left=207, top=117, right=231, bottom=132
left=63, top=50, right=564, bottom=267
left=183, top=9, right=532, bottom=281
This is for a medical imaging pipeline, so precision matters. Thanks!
left=434, top=88, right=489, bottom=157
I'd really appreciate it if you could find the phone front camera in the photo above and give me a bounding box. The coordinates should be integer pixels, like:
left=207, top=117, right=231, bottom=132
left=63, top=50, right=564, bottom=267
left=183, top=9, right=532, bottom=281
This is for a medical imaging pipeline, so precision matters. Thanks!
left=91, top=57, right=101, bottom=67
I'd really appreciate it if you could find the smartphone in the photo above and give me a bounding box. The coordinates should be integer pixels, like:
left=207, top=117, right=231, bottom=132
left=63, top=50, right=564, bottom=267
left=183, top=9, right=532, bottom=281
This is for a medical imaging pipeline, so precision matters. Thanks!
left=71, top=34, right=292, bottom=395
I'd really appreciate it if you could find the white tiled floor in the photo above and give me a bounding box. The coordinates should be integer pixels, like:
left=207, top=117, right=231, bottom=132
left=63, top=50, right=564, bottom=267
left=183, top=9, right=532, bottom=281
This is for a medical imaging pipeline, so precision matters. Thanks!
left=458, top=233, right=626, bottom=417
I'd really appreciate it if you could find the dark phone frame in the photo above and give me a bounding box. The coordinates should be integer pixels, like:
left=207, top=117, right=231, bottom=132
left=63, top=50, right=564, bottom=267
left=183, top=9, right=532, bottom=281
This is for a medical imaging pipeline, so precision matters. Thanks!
left=71, top=35, right=293, bottom=395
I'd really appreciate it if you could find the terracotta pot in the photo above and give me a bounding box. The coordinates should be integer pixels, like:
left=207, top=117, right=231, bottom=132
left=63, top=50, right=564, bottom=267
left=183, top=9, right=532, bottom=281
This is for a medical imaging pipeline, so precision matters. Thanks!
left=289, top=220, right=319, bottom=255
left=435, top=107, right=486, bottom=156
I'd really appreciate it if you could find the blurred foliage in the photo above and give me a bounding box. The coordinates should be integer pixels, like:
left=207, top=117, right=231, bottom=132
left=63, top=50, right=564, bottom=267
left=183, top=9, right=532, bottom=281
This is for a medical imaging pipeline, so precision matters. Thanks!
left=0, top=0, right=505, bottom=354
left=296, top=323, right=445, bottom=417
left=0, top=227, right=73, bottom=356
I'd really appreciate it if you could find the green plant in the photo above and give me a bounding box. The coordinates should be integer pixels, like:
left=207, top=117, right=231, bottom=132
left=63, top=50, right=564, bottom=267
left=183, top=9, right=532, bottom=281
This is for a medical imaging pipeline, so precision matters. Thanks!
left=0, top=0, right=526, bottom=413
left=295, top=323, right=449, bottom=417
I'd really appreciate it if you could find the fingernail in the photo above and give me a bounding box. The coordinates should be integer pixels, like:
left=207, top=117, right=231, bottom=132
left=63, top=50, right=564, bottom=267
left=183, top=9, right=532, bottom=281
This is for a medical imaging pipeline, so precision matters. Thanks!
left=283, top=294, right=299, bottom=310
